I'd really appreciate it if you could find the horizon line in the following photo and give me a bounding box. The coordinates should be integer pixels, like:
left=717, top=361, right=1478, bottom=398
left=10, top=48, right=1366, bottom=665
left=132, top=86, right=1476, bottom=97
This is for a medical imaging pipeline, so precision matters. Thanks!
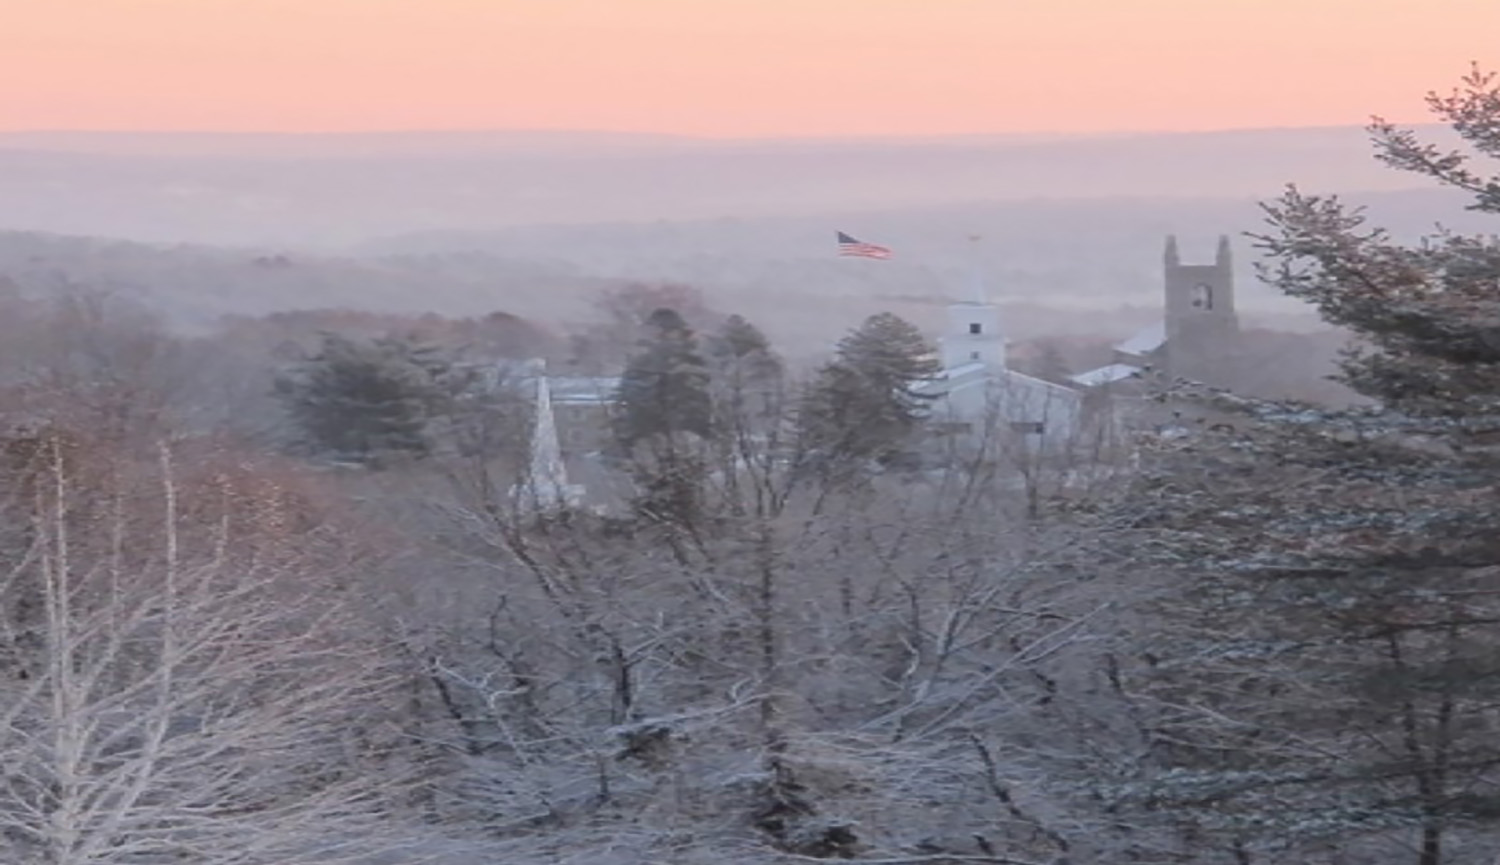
left=0, top=120, right=1422, bottom=142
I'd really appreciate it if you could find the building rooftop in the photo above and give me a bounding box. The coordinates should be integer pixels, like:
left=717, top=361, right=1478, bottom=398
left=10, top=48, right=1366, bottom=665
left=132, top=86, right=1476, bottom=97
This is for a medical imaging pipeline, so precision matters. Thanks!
left=1070, top=363, right=1142, bottom=388
left=547, top=376, right=619, bottom=405
left=1115, top=321, right=1166, bottom=356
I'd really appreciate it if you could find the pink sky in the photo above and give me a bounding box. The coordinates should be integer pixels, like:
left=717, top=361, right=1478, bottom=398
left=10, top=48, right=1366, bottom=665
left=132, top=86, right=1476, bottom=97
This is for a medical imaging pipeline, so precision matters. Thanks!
left=4, top=0, right=1497, bottom=137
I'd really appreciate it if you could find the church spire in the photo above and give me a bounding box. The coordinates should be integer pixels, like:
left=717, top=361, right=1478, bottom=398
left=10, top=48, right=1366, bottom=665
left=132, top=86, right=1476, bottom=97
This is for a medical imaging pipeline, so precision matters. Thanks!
left=512, top=360, right=581, bottom=511
left=1164, top=234, right=1181, bottom=268
left=529, top=374, right=566, bottom=495
left=968, top=233, right=987, bottom=304
left=1215, top=234, right=1232, bottom=269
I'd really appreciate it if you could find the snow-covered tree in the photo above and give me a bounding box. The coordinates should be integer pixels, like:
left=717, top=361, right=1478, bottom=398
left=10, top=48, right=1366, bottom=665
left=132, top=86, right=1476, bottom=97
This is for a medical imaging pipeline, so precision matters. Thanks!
left=0, top=434, right=412, bottom=864
left=1115, top=65, right=1500, bottom=865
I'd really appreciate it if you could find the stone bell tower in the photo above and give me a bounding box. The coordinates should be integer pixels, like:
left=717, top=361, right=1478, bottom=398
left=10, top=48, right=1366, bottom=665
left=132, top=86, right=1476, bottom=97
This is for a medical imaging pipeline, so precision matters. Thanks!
left=1163, top=234, right=1239, bottom=382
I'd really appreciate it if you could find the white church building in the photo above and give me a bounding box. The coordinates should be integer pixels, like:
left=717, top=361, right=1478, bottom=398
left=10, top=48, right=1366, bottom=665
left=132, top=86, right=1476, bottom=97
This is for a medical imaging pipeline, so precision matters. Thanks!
left=911, top=234, right=1239, bottom=450
left=912, top=298, right=1085, bottom=448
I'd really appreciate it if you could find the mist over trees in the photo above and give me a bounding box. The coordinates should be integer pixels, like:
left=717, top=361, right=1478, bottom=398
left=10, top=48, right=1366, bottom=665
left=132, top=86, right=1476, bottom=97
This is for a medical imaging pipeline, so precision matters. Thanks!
left=0, top=65, right=1498, bottom=865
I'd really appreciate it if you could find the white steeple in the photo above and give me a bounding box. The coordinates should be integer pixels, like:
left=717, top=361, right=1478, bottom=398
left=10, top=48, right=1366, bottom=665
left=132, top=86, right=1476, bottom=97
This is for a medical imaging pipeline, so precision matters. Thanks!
left=939, top=235, right=1006, bottom=370
left=512, top=361, right=583, bottom=510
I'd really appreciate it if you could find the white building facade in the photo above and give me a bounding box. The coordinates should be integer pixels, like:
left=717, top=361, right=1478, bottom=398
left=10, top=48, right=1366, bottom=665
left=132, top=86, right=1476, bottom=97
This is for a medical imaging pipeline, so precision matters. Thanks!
left=915, top=298, right=1084, bottom=449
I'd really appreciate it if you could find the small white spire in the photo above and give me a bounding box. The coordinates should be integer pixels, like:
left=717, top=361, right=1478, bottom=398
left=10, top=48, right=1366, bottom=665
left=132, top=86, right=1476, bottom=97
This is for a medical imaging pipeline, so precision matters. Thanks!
left=513, top=359, right=582, bottom=511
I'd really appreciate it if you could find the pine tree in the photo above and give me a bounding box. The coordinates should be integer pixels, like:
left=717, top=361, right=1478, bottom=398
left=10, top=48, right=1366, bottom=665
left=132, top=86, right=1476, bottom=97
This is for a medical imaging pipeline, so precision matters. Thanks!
left=613, top=307, right=714, bottom=450
left=700, top=315, right=788, bottom=515
left=798, top=312, right=939, bottom=469
left=611, top=308, right=716, bottom=534
left=707, top=314, right=782, bottom=386
left=706, top=314, right=784, bottom=430
left=275, top=332, right=452, bottom=463
left=1117, top=67, right=1500, bottom=865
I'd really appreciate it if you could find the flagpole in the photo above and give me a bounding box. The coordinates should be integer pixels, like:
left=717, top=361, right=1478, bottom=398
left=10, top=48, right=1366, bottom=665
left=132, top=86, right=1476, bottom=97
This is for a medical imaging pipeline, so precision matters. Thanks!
left=968, top=234, right=986, bottom=304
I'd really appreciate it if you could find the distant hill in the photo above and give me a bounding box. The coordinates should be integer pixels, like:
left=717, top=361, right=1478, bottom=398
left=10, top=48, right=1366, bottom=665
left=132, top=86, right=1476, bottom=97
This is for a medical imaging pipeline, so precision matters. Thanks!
left=0, top=125, right=1464, bottom=247
left=0, top=231, right=617, bottom=331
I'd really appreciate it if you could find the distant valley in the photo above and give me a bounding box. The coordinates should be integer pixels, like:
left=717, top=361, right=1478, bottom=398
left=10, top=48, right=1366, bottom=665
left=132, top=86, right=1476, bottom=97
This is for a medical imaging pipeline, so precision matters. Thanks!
left=0, top=124, right=1480, bottom=356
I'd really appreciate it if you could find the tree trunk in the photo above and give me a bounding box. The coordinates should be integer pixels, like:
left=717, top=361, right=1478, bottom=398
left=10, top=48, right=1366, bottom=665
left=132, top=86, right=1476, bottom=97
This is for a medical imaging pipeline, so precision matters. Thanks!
left=755, top=522, right=778, bottom=740
left=1418, top=822, right=1441, bottom=865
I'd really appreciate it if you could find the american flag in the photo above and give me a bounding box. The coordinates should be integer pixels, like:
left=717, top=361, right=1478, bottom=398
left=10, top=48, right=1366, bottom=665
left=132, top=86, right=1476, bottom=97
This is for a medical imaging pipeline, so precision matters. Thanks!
left=837, top=231, right=892, bottom=260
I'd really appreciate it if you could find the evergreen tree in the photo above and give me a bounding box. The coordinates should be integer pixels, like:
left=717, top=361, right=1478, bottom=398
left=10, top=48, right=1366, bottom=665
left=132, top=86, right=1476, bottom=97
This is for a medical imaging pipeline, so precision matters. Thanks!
left=1117, top=67, right=1500, bottom=864
left=707, top=314, right=782, bottom=386
left=706, top=314, right=784, bottom=431
left=702, top=315, right=788, bottom=514
left=612, top=308, right=716, bottom=534
left=274, top=332, right=452, bottom=463
left=798, top=312, right=939, bottom=468
left=613, top=308, right=714, bottom=450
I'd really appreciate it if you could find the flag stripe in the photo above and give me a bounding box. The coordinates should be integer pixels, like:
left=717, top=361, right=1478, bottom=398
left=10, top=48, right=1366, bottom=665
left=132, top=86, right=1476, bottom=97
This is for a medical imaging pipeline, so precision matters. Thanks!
left=836, top=231, right=892, bottom=260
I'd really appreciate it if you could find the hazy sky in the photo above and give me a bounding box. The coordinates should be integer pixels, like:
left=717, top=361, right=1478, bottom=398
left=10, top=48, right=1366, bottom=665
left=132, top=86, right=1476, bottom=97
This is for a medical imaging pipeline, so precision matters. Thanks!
left=5, top=0, right=1497, bottom=137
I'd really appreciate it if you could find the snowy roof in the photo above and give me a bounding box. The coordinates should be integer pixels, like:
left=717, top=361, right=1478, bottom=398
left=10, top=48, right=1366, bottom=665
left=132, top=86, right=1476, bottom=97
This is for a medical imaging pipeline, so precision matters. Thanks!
left=1115, top=321, right=1166, bottom=356
left=914, top=365, right=1081, bottom=402
left=548, top=376, right=620, bottom=405
left=1070, top=363, right=1142, bottom=388
left=1002, top=368, right=1081, bottom=398
left=933, top=361, right=987, bottom=379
